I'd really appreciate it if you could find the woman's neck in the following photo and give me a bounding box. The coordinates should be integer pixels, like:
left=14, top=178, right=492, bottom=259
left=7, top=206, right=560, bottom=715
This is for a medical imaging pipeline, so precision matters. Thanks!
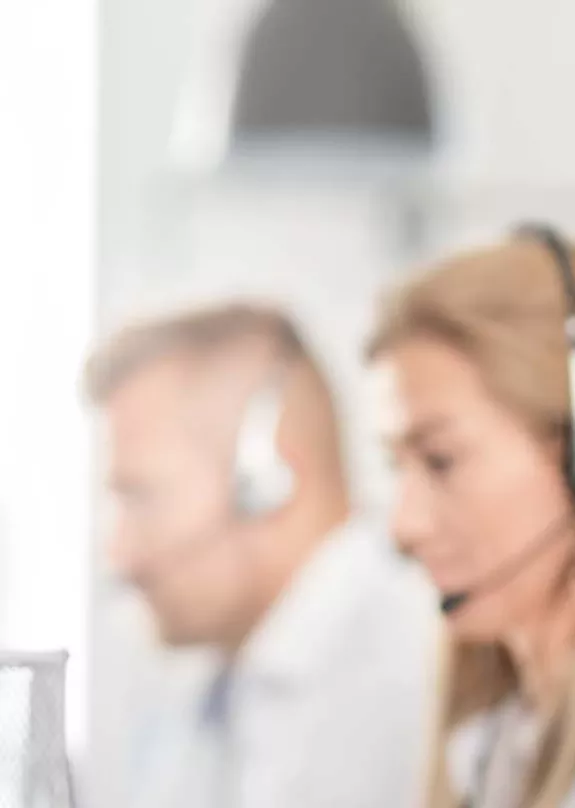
left=503, top=585, right=575, bottom=711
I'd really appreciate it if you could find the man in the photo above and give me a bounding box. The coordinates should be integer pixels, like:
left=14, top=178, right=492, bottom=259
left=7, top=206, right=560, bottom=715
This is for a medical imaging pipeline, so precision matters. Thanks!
left=85, top=303, right=431, bottom=808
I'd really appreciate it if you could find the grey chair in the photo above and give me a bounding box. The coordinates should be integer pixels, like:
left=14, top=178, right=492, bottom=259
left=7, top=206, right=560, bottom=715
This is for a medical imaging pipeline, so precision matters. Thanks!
left=0, top=651, right=74, bottom=808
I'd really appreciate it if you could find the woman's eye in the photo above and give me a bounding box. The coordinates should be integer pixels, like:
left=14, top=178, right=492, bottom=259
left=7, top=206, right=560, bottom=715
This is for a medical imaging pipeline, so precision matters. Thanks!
left=424, top=453, right=454, bottom=474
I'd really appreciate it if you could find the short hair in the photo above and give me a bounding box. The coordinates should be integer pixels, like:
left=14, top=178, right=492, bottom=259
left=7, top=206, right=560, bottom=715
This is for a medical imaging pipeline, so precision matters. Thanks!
left=84, top=302, right=311, bottom=404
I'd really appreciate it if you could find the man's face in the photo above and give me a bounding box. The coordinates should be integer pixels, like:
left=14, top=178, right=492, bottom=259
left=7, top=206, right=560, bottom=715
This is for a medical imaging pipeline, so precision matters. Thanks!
left=103, top=359, right=254, bottom=646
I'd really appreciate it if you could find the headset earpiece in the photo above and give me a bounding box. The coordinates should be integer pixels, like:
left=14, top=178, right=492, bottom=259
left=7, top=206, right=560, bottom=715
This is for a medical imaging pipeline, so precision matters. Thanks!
left=234, top=461, right=294, bottom=517
left=232, top=369, right=295, bottom=517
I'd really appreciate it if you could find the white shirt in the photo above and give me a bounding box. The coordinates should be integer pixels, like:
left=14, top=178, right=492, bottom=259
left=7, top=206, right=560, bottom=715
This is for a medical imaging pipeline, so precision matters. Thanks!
left=448, top=700, right=575, bottom=808
left=448, top=697, right=542, bottom=808
left=130, top=514, right=434, bottom=808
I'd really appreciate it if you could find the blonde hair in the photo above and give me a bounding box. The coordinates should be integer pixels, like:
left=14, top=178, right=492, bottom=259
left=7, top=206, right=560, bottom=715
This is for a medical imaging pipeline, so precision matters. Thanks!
left=368, top=238, right=575, bottom=440
left=84, top=303, right=309, bottom=404
left=368, top=234, right=575, bottom=807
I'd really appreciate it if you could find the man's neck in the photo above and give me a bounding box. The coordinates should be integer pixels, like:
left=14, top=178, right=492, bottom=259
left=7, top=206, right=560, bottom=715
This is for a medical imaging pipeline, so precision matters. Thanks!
left=295, top=482, right=351, bottom=543
left=219, top=484, right=350, bottom=657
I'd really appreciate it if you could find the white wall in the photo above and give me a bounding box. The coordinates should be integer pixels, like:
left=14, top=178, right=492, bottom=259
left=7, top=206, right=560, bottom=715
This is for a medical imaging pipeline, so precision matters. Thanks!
left=0, top=0, right=94, bottom=791
left=405, top=0, right=575, bottom=184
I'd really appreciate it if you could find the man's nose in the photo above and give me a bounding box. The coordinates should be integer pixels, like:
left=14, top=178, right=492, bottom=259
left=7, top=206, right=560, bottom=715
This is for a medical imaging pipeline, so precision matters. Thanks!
left=106, top=524, right=145, bottom=583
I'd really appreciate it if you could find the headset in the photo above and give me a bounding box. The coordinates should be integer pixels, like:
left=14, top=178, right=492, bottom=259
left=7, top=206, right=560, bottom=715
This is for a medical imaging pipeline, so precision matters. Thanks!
left=231, top=364, right=296, bottom=518
left=440, top=223, right=575, bottom=615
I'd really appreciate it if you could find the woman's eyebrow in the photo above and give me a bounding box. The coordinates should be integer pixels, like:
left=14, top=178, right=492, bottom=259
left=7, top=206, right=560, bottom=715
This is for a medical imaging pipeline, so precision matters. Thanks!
left=382, top=416, right=455, bottom=450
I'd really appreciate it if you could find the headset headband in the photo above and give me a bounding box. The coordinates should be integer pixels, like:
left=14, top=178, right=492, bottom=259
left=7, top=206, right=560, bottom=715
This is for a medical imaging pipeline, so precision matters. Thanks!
left=514, top=223, right=575, bottom=488
left=515, top=224, right=575, bottom=314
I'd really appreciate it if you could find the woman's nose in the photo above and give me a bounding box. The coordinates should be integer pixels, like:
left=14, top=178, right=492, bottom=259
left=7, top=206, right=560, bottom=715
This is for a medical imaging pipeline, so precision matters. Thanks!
left=391, top=476, right=436, bottom=558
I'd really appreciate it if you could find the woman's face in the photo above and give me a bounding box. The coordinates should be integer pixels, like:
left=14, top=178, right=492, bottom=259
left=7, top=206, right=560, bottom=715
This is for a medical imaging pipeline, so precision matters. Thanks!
left=381, top=337, right=573, bottom=641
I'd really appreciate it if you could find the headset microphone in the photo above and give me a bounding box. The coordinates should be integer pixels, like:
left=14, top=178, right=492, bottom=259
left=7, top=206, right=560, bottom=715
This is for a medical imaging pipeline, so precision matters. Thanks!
left=439, top=510, right=573, bottom=616
left=440, top=223, right=575, bottom=616
left=440, top=592, right=469, bottom=614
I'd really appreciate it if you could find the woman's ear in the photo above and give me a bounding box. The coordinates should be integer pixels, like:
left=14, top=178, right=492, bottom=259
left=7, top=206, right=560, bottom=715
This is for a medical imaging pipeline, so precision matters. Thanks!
left=542, top=423, right=574, bottom=496
left=547, top=433, right=565, bottom=466
left=541, top=421, right=567, bottom=464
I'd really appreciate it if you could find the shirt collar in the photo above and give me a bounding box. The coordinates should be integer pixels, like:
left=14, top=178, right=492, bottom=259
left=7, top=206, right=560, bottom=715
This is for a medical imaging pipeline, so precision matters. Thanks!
left=233, top=512, right=388, bottom=688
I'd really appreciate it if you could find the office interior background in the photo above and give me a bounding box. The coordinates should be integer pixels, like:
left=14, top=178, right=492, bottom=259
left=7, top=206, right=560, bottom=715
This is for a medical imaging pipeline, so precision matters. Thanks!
left=1, top=1, right=575, bottom=806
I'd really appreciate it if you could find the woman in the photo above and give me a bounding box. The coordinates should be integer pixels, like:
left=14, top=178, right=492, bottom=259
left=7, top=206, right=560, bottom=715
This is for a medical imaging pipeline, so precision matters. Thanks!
left=368, top=226, right=575, bottom=808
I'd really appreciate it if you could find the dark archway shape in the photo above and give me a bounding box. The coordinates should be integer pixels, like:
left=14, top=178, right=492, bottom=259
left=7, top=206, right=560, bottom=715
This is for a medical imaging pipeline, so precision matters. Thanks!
left=232, top=0, right=433, bottom=141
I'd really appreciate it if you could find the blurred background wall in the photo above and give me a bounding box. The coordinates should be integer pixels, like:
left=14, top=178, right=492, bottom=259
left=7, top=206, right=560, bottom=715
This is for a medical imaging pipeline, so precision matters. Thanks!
left=0, top=0, right=93, bottom=802
left=89, top=1, right=575, bottom=805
